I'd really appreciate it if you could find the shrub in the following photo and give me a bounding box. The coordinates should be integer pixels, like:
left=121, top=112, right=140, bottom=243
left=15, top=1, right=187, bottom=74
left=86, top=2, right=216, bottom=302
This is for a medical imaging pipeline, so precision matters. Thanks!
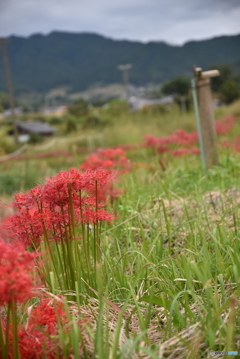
left=46, top=116, right=63, bottom=125
left=64, top=116, right=77, bottom=133
left=81, top=115, right=109, bottom=129
left=68, top=98, right=89, bottom=117
left=219, top=80, right=240, bottom=104
left=0, top=173, right=20, bottom=194
left=0, top=137, right=16, bottom=154
left=28, top=133, right=44, bottom=144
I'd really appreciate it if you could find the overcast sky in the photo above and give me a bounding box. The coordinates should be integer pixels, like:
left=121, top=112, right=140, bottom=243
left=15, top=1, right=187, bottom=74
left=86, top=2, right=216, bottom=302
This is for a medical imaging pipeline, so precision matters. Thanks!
left=0, top=0, right=240, bottom=44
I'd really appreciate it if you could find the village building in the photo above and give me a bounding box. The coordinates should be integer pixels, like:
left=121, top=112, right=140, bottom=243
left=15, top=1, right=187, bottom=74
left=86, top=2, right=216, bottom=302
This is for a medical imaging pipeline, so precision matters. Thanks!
left=128, top=95, right=175, bottom=111
left=8, top=120, right=56, bottom=142
left=39, top=105, right=67, bottom=117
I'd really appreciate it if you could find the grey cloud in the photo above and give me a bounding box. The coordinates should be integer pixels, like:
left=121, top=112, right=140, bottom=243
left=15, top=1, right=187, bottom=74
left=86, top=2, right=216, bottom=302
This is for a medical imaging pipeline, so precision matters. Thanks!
left=0, top=0, right=239, bottom=44
left=178, top=0, right=240, bottom=20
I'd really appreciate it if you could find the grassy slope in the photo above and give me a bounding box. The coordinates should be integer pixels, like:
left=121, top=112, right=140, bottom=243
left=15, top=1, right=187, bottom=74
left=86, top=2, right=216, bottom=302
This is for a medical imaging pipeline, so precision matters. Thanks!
left=0, top=101, right=240, bottom=358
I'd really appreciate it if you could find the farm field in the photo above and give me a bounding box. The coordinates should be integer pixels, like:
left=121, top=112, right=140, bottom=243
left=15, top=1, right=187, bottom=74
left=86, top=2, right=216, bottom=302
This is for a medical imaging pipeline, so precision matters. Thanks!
left=1, top=101, right=240, bottom=358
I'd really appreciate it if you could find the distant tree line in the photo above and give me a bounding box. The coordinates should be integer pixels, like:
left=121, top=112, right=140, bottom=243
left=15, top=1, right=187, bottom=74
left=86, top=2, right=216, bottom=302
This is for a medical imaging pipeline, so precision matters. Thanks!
left=160, top=64, right=240, bottom=107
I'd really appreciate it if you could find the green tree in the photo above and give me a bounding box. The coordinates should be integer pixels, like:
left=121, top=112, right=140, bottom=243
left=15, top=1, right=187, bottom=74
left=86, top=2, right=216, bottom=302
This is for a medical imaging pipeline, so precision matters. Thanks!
left=64, top=115, right=78, bottom=133
left=68, top=98, right=89, bottom=117
left=219, top=80, right=240, bottom=104
left=162, top=76, right=191, bottom=111
left=161, top=76, right=190, bottom=96
left=210, top=64, right=240, bottom=92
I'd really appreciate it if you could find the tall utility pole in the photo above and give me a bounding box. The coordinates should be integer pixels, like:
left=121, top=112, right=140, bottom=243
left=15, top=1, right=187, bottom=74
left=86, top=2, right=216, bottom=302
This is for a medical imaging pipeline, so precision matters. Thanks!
left=0, top=38, right=18, bottom=144
left=117, top=64, right=132, bottom=101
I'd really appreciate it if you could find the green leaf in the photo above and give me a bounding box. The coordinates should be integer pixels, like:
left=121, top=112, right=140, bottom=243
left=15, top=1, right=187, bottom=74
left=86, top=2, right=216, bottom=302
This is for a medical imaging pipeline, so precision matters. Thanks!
left=138, top=294, right=171, bottom=310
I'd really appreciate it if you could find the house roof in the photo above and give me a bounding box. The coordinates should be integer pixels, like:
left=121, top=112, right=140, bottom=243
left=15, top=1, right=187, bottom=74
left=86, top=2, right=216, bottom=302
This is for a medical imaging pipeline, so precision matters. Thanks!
left=16, top=121, right=56, bottom=134
left=2, top=107, right=23, bottom=117
left=128, top=95, right=174, bottom=111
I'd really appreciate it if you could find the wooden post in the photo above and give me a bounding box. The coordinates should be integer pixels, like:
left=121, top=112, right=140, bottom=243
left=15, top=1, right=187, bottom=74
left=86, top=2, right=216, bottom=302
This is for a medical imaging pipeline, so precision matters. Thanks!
left=194, top=67, right=219, bottom=168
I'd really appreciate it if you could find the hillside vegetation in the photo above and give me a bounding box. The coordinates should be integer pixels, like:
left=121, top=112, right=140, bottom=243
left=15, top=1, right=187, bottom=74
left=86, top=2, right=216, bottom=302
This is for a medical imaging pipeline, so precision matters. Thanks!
left=0, top=32, right=240, bottom=94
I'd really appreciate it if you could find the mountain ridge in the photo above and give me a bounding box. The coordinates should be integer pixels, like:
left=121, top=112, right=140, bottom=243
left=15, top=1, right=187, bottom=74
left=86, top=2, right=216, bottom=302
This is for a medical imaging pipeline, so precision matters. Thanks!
left=7, top=30, right=240, bottom=46
left=0, top=31, right=240, bottom=95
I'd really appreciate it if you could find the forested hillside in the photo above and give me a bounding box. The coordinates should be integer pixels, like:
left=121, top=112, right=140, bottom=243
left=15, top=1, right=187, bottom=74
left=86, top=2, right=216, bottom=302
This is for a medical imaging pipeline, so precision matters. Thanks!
left=0, top=31, right=240, bottom=94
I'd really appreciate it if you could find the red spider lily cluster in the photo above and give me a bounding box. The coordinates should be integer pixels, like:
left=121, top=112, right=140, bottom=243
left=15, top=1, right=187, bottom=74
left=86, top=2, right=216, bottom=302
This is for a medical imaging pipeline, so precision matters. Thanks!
left=9, top=168, right=115, bottom=248
left=143, top=131, right=199, bottom=157
left=0, top=169, right=114, bottom=358
left=27, top=298, right=68, bottom=334
left=80, top=147, right=133, bottom=199
left=143, top=129, right=198, bottom=150
left=215, top=115, right=236, bottom=135
left=0, top=239, right=38, bottom=359
left=219, top=135, right=240, bottom=152
left=111, top=143, right=138, bottom=151
left=0, top=239, right=37, bottom=304
left=2, top=296, right=86, bottom=358
left=170, top=147, right=200, bottom=156
left=0, top=214, right=16, bottom=242
left=81, top=147, right=133, bottom=173
left=15, top=299, right=68, bottom=358
left=143, top=115, right=237, bottom=157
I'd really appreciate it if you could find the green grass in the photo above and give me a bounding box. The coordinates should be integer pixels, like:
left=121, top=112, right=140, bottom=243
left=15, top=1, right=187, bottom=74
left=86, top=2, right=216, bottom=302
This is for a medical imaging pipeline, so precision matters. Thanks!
left=58, top=151, right=240, bottom=358
left=92, top=153, right=240, bottom=358
left=0, top=100, right=240, bottom=358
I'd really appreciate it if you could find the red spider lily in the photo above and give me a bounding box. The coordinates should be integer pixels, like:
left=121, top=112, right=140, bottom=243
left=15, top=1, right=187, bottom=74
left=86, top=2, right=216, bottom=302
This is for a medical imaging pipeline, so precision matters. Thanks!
left=156, top=145, right=169, bottom=153
left=0, top=239, right=39, bottom=359
left=111, top=143, right=138, bottom=151
left=4, top=297, right=89, bottom=358
left=28, top=298, right=68, bottom=335
left=82, top=208, right=115, bottom=224
left=215, top=116, right=235, bottom=135
left=97, top=148, right=125, bottom=158
left=14, top=330, right=46, bottom=359
left=10, top=168, right=115, bottom=247
left=170, top=147, right=200, bottom=156
left=0, top=239, right=37, bottom=305
left=219, top=137, right=231, bottom=148
left=219, top=135, right=240, bottom=152
left=143, top=130, right=199, bottom=150
left=84, top=168, right=116, bottom=188
left=80, top=148, right=131, bottom=200
left=143, top=134, right=171, bottom=149
left=6, top=326, right=63, bottom=359
left=234, top=138, right=240, bottom=152
left=143, top=115, right=236, bottom=159
left=169, top=129, right=198, bottom=146
left=0, top=214, right=16, bottom=242
left=189, top=147, right=200, bottom=154
left=81, top=147, right=132, bottom=174
left=5, top=298, right=68, bottom=359
left=10, top=208, right=66, bottom=247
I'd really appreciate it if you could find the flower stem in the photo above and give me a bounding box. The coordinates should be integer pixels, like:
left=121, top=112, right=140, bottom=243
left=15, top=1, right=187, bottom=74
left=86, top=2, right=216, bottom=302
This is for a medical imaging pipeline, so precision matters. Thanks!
left=11, top=301, right=20, bottom=359
left=0, top=316, right=6, bottom=359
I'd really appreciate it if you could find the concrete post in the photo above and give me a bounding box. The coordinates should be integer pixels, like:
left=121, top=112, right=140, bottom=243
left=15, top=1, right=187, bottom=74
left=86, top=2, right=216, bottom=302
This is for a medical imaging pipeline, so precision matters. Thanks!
left=193, top=66, right=220, bottom=168
left=197, top=77, right=219, bottom=167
